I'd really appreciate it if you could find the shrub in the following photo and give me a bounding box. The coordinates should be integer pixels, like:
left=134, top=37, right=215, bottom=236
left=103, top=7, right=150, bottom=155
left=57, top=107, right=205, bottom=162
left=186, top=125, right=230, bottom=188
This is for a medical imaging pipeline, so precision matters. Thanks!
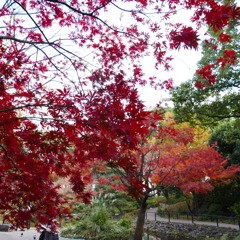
left=147, top=197, right=164, bottom=208
left=157, top=201, right=190, bottom=214
left=61, top=204, right=133, bottom=240
left=119, top=218, right=131, bottom=228
left=188, top=233, right=240, bottom=240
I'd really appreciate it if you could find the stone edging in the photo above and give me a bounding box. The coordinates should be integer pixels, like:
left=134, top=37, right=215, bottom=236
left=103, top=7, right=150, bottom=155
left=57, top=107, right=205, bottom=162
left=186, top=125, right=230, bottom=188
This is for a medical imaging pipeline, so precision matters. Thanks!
left=144, top=220, right=240, bottom=240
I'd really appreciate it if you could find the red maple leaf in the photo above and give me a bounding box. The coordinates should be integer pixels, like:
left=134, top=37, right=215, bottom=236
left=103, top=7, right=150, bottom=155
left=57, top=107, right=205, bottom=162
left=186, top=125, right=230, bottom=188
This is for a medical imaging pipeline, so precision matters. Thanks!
left=219, top=33, right=232, bottom=43
left=204, top=4, right=240, bottom=32
left=170, top=26, right=199, bottom=50
left=217, top=49, right=237, bottom=68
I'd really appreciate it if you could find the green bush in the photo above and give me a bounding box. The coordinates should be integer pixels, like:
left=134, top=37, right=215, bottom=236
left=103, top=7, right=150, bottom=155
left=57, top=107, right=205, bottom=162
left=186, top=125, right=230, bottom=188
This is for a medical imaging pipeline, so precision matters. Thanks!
left=60, top=225, right=73, bottom=236
left=202, top=234, right=240, bottom=240
left=207, top=204, right=223, bottom=214
left=147, top=197, right=163, bottom=208
left=229, top=202, right=240, bottom=216
left=118, top=218, right=131, bottom=228
left=157, top=206, right=166, bottom=214
left=61, top=204, right=133, bottom=240
left=90, top=205, right=110, bottom=227
left=158, top=201, right=190, bottom=214
left=167, top=195, right=188, bottom=205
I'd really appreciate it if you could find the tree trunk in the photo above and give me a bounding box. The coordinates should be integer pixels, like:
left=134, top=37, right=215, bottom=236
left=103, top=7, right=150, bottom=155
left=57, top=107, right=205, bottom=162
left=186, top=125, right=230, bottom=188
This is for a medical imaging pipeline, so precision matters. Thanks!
left=134, top=198, right=148, bottom=240
left=192, top=192, right=204, bottom=214
left=163, top=188, right=170, bottom=204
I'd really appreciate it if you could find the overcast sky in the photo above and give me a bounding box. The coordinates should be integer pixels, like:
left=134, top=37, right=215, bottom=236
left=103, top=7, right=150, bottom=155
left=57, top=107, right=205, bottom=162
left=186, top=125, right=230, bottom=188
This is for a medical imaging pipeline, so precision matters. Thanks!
left=138, top=47, right=202, bottom=108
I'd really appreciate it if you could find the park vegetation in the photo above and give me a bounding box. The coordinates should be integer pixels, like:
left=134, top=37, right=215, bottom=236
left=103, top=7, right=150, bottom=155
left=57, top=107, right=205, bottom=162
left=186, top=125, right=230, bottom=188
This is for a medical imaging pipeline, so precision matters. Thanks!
left=0, top=0, right=239, bottom=239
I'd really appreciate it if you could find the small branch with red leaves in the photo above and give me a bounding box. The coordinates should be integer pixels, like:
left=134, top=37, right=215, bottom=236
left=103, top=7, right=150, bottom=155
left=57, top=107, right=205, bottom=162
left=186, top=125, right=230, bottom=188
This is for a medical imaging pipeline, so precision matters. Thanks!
left=0, top=144, right=20, bottom=171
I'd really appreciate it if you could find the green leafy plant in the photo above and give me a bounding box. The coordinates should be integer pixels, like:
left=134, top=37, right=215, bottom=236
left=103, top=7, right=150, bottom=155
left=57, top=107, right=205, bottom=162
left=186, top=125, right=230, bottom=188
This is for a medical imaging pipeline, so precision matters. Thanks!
left=198, top=234, right=240, bottom=240
left=229, top=202, right=240, bottom=215
left=147, top=197, right=163, bottom=208
left=61, top=204, right=133, bottom=240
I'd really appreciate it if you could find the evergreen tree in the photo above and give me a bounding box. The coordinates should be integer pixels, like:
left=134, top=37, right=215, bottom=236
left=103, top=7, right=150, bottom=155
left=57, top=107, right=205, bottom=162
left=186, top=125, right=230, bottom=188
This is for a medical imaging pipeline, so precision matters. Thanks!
left=171, top=0, right=239, bottom=126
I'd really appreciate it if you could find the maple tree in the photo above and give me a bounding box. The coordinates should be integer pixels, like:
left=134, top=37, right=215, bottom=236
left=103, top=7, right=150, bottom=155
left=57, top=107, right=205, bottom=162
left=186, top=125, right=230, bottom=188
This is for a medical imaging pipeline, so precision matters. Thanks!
left=192, top=119, right=240, bottom=215
left=95, top=112, right=240, bottom=240
left=0, top=0, right=239, bottom=232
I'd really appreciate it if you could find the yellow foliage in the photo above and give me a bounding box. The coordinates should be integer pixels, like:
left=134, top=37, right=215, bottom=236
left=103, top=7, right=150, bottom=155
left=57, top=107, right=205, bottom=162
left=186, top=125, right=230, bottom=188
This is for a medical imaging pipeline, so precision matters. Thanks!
left=162, top=111, right=211, bottom=147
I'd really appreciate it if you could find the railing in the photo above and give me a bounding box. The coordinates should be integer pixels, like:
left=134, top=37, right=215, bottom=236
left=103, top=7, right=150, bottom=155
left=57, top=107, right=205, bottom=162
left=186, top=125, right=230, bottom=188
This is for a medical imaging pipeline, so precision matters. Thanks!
left=145, top=211, right=240, bottom=230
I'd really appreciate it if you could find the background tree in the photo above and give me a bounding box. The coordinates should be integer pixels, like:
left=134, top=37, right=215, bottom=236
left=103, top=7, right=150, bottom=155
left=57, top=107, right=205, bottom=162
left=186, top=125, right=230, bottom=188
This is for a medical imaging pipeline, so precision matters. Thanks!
left=192, top=120, right=240, bottom=215
left=0, top=0, right=239, bottom=230
left=170, top=0, right=240, bottom=216
left=96, top=111, right=240, bottom=240
left=209, top=119, right=240, bottom=164
left=171, top=0, right=239, bottom=126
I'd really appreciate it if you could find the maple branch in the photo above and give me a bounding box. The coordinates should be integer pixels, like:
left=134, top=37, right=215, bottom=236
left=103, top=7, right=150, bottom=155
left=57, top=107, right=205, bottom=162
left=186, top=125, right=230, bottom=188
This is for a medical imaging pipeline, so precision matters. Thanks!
left=0, top=144, right=19, bottom=171
left=156, top=153, right=187, bottom=189
left=138, top=152, right=146, bottom=180
left=33, top=43, right=77, bottom=82
left=0, top=35, right=54, bottom=45
left=90, top=0, right=112, bottom=14
left=109, top=1, right=152, bottom=21
left=140, top=148, right=164, bottom=198
left=0, top=103, right=74, bottom=113
left=13, top=0, right=51, bottom=43
left=146, top=149, right=161, bottom=179
left=45, top=0, right=131, bottom=35
left=10, top=0, right=98, bottom=85
left=0, top=37, right=79, bottom=86
left=3, top=0, right=17, bottom=9
left=45, top=0, right=95, bottom=16
left=0, top=35, right=98, bottom=89
left=109, top=0, right=179, bottom=16
left=0, top=117, right=26, bottom=126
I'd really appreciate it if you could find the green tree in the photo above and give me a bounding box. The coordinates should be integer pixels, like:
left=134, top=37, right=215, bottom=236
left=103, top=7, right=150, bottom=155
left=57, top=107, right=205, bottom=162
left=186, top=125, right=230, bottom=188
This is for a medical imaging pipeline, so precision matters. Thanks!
left=192, top=120, right=240, bottom=215
left=171, top=0, right=240, bottom=216
left=171, top=0, right=240, bottom=127
left=209, top=120, right=240, bottom=164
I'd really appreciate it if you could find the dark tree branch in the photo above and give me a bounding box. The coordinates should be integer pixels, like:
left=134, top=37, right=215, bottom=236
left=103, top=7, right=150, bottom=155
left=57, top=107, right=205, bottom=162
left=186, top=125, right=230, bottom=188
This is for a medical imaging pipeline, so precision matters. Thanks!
left=13, top=0, right=51, bottom=43
left=0, top=103, right=74, bottom=113
left=0, top=144, right=20, bottom=171
left=0, top=35, right=54, bottom=44
left=45, top=0, right=131, bottom=35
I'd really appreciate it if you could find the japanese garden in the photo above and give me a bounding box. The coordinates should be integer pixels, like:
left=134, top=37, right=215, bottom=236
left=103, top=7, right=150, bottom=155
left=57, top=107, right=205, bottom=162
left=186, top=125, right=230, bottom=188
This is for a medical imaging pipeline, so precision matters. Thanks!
left=0, top=0, right=239, bottom=239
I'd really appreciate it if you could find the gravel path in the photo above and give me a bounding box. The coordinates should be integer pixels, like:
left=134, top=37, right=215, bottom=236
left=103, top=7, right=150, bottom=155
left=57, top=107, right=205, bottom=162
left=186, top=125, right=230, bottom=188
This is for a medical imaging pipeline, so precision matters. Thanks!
left=146, top=208, right=239, bottom=230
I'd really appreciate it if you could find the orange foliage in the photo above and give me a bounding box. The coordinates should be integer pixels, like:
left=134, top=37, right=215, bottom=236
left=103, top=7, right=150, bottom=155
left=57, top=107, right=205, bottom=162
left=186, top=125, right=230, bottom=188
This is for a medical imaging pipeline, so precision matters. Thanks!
left=148, top=112, right=240, bottom=194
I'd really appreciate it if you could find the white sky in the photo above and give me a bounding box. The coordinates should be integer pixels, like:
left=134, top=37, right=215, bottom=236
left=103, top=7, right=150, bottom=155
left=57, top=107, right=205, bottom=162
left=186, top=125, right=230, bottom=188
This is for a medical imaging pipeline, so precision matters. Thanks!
left=111, top=5, right=206, bottom=108
left=138, top=48, right=202, bottom=108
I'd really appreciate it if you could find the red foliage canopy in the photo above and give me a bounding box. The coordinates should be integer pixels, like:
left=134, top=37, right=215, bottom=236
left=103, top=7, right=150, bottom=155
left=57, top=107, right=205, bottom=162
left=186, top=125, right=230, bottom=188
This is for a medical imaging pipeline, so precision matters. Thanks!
left=95, top=113, right=240, bottom=200
left=0, top=0, right=239, bottom=229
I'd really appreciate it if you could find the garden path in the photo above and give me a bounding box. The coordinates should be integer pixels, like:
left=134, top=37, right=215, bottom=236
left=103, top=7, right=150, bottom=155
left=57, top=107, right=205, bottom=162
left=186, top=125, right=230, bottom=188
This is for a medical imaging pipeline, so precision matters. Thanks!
left=146, top=208, right=239, bottom=230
